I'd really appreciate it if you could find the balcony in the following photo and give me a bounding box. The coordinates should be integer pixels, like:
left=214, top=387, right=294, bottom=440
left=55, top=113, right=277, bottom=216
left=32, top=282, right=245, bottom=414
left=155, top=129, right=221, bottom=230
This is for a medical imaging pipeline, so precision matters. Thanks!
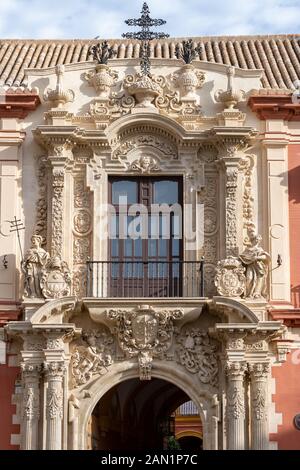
left=86, top=260, right=205, bottom=298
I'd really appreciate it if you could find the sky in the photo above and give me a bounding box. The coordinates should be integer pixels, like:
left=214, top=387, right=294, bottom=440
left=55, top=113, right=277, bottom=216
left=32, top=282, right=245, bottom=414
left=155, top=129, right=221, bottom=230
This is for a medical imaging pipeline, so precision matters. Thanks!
left=0, top=0, right=299, bottom=39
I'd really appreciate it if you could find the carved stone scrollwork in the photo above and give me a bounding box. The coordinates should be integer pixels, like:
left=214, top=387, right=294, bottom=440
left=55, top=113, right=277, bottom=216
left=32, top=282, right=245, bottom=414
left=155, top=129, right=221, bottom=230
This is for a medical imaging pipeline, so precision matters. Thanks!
left=176, top=329, right=218, bottom=387
left=106, top=304, right=183, bottom=380
left=71, top=329, right=114, bottom=388
left=113, top=135, right=177, bottom=162
left=214, top=257, right=246, bottom=297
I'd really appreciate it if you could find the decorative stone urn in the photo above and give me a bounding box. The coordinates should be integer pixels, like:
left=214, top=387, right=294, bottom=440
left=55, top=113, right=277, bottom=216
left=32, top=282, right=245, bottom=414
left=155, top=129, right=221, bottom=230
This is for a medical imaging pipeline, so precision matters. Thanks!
left=175, top=64, right=205, bottom=102
left=85, top=64, right=118, bottom=99
left=215, top=66, right=246, bottom=109
left=44, top=65, right=74, bottom=108
left=124, top=74, right=162, bottom=108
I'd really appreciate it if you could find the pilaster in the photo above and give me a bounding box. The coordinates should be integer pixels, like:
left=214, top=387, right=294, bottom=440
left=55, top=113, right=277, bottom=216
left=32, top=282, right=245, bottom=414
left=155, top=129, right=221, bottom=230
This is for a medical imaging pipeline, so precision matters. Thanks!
left=225, top=361, right=247, bottom=450
left=20, top=362, right=42, bottom=450
left=248, top=362, right=270, bottom=450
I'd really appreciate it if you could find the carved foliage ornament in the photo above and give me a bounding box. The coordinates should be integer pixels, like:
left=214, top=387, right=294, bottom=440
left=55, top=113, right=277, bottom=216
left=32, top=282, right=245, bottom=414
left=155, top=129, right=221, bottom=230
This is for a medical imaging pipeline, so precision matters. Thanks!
left=23, top=387, right=40, bottom=420
left=47, top=388, right=63, bottom=420
left=106, top=305, right=183, bottom=380
left=227, top=386, right=245, bottom=420
left=176, top=329, right=218, bottom=387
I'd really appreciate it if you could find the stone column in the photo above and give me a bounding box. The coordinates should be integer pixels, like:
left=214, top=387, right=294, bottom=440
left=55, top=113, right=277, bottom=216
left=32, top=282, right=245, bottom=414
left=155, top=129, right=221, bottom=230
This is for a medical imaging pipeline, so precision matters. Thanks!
left=226, top=361, right=247, bottom=450
left=20, top=363, right=41, bottom=450
left=44, top=361, right=65, bottom=450
left=249, top=362, right=270, bottom=450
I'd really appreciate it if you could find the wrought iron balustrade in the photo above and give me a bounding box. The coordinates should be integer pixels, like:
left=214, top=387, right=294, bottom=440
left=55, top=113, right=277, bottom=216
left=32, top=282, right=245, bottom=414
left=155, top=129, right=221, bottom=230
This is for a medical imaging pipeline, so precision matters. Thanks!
left=86, top=260, right=205, bottom=298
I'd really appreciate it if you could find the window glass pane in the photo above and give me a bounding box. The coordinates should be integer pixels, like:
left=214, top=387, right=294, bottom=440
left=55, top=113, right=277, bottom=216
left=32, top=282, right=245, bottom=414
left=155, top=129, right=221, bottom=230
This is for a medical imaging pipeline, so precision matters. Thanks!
left=134, top=239, right=142, bottom=257
left=111, top=239, right=119, bottom=257
left=158, top=239, right=167, bottom=257
left=112, top=180, right=137, bottom=204
left=153, top=180, right=178, bottom=204
left=172, top=239, right=179, bottom=256
left=148, top=239, right=157, bottom=257
left=124, top=239, right=132, bottom=257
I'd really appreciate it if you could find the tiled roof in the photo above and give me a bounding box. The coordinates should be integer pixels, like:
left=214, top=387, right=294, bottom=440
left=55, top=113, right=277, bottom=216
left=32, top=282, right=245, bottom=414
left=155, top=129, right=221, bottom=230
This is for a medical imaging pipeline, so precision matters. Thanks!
left=0, top=35, right=299, bottom=89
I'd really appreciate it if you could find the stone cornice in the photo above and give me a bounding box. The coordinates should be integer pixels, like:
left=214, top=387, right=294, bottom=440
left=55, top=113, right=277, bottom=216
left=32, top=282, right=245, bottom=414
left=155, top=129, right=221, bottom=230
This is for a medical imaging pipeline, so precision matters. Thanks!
left=269, top=308, right=300, bottom=327
left=248, top=94, right=300, bottom=121
left=0, top=89, right=40, bottom=118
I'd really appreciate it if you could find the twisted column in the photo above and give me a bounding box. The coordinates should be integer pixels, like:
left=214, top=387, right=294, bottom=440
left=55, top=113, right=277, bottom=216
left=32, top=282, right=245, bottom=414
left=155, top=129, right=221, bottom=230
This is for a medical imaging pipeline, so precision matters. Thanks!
left=44, top=361, right=65, bottom=450
left=226, top=361, right=247, bottom=449
left=20, top=363, right=41, bottom=450
left=249, top=362, right=270, bottom=450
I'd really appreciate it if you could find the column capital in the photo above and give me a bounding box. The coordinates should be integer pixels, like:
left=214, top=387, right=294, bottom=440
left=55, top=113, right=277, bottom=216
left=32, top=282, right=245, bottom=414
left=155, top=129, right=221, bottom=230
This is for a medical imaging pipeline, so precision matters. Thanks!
left=21, top=362, right=42, bottom=379
left=248, top=362, right=270, bottom=379
left=226, top=361, right=247, bottom=378
left=43, top=360, right=66, bottom=378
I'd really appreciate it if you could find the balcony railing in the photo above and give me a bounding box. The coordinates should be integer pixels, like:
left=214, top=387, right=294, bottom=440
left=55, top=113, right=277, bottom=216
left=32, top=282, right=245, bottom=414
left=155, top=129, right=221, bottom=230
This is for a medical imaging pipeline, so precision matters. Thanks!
left=86, top=260, right=205, bottom=298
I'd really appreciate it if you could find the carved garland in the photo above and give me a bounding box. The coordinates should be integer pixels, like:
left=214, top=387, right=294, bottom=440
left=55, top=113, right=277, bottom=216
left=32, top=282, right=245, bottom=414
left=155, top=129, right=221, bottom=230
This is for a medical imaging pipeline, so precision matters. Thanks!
left=51, top=169, right=64, bottom=257
left=35, top=155, right=48, bottom=243
left=72, top=176, right=92, bottom=298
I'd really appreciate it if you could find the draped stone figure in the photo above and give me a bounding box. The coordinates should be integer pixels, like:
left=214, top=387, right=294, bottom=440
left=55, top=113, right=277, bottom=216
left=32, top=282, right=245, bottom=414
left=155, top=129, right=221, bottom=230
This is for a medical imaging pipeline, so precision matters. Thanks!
left=239, top=233, right=270, bottom=299
left=22, top=235, right=50, bottom=298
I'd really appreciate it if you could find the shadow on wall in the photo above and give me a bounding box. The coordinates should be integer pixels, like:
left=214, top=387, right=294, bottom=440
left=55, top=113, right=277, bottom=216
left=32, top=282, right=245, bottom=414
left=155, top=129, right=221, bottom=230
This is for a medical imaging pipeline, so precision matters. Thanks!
left=286, top=164, right=300, bottom=204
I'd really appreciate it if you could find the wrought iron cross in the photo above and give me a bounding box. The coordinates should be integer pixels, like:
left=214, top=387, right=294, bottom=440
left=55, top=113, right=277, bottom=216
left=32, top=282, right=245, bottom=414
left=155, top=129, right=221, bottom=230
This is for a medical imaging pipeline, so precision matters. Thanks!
left=9, top=216, right=25, bottom=261
left=122, top=2, right=169, bottom=76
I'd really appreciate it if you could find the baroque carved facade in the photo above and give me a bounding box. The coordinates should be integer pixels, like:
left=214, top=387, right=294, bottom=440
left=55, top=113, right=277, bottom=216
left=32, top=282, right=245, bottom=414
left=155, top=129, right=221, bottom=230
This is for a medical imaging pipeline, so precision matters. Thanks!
left=1, top=34, right=300, bottom=451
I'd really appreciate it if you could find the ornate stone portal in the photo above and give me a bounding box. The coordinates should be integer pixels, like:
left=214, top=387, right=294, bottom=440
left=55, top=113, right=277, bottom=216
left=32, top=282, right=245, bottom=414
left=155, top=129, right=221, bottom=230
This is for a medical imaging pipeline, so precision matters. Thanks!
left=6, top=39, right=287, bottom=451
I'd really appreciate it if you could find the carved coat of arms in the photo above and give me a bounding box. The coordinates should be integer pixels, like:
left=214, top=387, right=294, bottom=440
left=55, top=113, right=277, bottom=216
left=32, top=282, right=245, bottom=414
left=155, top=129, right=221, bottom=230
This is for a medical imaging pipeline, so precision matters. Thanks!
left=107, top=305, right=183, bottom=380
left=40, top=256, right=71, bottom=299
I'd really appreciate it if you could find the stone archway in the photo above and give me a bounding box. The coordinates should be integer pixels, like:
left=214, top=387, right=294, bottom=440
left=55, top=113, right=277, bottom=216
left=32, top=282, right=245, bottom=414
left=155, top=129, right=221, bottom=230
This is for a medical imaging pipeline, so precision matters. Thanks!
left=86, top=377, right=201, bottom=450
left=5, top=296, right=284, bottom=450
left=72, top=360, right=218, bottom=450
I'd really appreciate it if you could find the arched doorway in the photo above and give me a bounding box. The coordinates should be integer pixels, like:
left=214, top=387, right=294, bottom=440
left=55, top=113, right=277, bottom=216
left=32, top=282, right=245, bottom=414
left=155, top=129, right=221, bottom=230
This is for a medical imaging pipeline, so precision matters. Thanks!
left=86, top=378, right=202, bottom=451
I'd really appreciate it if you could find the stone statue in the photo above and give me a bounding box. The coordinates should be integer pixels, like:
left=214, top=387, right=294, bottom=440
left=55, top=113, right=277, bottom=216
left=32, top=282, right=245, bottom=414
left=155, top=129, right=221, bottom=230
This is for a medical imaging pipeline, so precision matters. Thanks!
left=239, top=233, right=270, bottom=299
left=22, top=235, right=50, bottom=298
